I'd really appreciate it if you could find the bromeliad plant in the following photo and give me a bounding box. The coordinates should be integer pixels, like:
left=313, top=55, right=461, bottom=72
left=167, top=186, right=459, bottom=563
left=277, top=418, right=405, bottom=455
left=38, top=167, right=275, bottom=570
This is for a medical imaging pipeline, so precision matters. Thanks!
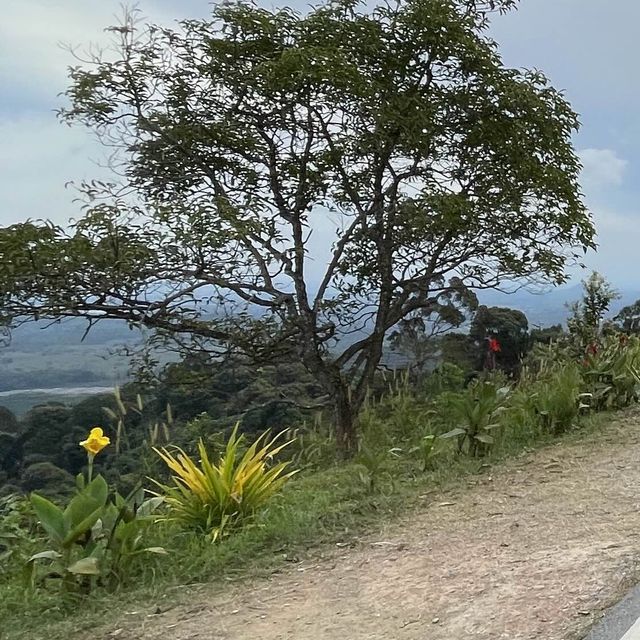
left=27, top=427, right=165, bottom=593
left=153, top=425, right=297, bottom=541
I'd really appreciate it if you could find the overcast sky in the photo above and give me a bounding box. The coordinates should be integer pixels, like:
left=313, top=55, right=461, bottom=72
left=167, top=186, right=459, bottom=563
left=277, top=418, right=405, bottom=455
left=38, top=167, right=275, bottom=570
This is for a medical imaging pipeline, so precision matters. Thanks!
left=1, top=0, right=638, bottom=286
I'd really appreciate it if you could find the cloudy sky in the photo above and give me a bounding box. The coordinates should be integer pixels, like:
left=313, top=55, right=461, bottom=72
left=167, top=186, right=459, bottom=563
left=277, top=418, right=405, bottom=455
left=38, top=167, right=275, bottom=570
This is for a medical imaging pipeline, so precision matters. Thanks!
left=1, top=0, right=638, bottom=286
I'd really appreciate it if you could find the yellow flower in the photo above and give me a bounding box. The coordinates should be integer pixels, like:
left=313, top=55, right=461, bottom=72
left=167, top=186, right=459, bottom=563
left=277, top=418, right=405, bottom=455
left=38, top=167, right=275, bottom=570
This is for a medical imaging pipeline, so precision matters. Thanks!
left=80, top=427, right=110, bottom=456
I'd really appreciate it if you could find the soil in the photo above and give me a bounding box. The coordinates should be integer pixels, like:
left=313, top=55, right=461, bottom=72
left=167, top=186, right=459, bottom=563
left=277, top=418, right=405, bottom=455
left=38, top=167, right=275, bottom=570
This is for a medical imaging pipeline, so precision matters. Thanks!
left=97, top=410, right=640, bottom=640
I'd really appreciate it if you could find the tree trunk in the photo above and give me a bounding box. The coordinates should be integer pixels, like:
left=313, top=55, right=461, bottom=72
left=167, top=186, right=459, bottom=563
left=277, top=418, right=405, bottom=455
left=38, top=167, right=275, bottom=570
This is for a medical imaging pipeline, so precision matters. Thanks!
left=334, top=385, right=358, bottom=458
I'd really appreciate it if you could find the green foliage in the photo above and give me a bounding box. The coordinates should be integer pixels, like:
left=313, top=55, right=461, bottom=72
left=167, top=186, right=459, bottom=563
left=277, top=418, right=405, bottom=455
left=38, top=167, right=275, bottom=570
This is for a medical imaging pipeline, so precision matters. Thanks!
left=20, top=404, right=73, bottom=463
left=441, top=378, right=510, bottom=456
left=153, top=427, right=297, bottom=541
left=531, top=363, right=585, bottom=435
left=388, top=285, right=478, bottom=375
left=0, top=495, right=38, bottom=578
left=423, top=363, right=466, bottom=396
left=530, top=324, right=565, bottom=346
left=581, top=334, right=640, bottom=410
left=28, top=476, right=164, bottom=593
left=470, top=305, right=531, bottom=373
left=282, top=422, right=337, bottom=471
left=615, top=299, right=640, bottom=334
left=354, top=442, right=401, bottom=494
left=0, top=0, right=594, bottom=452
left=567, top=272, right=620, bottom=352
left=438, top=333, right=478, bottom=372
left=20, top=463, right=74, bottom=498
left=409, top=434, right=443, bottom=472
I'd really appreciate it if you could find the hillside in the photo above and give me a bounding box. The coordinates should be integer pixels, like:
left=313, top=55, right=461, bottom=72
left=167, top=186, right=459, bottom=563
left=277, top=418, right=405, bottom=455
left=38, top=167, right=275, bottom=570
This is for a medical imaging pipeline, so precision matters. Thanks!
left=27, top=408, right=640, bottom=640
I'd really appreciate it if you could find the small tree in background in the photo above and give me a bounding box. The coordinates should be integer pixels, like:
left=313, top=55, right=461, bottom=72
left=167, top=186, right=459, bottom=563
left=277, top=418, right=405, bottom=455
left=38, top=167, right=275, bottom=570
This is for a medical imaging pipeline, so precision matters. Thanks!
left=470, top=306, right=530, bottom=374
left=0, top=0, right=594, bottom=454
left=388, top=282, right=477, bottom=379
left=567, top=272, right=619, bottom=352
left=615, top=299, right=640, bottom=334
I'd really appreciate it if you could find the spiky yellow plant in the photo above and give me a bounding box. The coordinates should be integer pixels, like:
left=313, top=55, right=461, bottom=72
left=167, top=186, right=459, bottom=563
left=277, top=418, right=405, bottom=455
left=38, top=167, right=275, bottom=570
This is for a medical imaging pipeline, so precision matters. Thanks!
left=153, top=425, right=297, bottom=540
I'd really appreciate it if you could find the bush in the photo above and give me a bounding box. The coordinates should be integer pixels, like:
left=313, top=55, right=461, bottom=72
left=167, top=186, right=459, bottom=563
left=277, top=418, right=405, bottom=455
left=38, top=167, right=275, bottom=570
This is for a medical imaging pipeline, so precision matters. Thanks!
left=424, top=363, right=466, bottom=397
left=581, top=334, right=640, bottom=410
left=441, top=377, right=510, bottom=457
left=20, top=463, right=74, bottom=496
left=0, top=494, right=38, bottom=577
left=532, top=363, right=585, bottom=435
left=27, top=429, right=165, bottom=594
left=153, top=426, right=297, bottom=541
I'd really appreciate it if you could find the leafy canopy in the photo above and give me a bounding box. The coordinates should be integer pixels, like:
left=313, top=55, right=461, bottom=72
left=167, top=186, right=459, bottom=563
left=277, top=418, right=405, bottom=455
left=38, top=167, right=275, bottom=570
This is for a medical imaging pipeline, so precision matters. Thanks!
left=0, top=0, right=594, bottom=445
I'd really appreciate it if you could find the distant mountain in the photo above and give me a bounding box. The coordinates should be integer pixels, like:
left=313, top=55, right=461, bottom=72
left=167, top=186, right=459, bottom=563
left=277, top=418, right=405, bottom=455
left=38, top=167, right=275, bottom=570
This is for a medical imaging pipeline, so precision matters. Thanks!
left=5, top=284, right=640, bottom=352
left=478, top=285, right=640, bottom=327
left=7, top=318, right=143, bottom=352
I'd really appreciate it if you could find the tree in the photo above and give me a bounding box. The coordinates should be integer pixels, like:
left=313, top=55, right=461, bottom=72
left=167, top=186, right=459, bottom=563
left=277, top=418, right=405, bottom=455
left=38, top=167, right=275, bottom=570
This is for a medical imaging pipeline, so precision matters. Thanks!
left=615, top=300, right=640, bottom=334
left=530, top=324, right=564, bottom=345
left=20, top=404, right=73, bottom=465
left=469, top=305, right=530, bottom=373
left=20, top=462, right=74, bottom=498
left=0, top=407, right=18, bottom=435
left=567, top=272, right=619, bottom=351
left=0, top=0, right=594, bottom=454
left=388, top=281, right=477, bottom=378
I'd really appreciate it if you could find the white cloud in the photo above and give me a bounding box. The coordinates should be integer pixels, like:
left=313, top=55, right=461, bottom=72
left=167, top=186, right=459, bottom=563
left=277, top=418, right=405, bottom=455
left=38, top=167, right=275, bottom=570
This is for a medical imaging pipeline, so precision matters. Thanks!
left=580, top=205, right=640, bottom=285
left=578, top=148, right=627, bottom=191
left=0, top=1, right=186, bottom=228
left=0, top=114, right=106, bottom=226
left=0, top=1, right=180, bottom=107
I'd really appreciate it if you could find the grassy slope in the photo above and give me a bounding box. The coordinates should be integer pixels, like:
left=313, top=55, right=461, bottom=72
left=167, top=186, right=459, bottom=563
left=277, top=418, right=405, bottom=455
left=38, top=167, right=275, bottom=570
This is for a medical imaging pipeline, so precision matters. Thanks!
left=0, top=410, right=613, bottom=640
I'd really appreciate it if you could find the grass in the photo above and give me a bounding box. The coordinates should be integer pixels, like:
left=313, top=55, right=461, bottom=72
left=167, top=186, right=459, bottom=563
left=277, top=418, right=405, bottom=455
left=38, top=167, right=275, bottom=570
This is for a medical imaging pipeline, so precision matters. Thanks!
left=0, top=406, right=615, bottom=640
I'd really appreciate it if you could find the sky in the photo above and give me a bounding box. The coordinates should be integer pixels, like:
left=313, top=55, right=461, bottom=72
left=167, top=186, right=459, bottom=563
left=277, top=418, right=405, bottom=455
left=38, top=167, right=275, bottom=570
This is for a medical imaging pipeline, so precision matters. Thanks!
left=1, top=0, right=639, bottom=287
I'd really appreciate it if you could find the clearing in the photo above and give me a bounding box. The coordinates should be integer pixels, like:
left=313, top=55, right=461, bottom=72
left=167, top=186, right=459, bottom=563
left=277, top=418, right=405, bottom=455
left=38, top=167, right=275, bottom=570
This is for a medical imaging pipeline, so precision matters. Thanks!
left=92, top=411, right=640, bottom=640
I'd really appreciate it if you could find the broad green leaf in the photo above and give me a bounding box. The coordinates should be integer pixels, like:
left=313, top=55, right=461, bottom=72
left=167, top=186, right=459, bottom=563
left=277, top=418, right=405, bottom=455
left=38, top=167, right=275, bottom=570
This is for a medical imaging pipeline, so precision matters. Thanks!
left=31, top=493, right=66, bottom=544
left=440, top=428, right=466, bottom=439
left=136, top=496, right=164, bottom=517
left=85, top=474, right=109, bottom=505
left=62, top=493, right=106, bottom=547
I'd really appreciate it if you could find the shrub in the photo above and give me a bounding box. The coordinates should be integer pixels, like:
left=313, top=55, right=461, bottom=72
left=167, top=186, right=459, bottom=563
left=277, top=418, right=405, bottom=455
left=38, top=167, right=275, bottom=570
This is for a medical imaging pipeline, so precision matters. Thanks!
left=424, top=363, right=466, bottom=397
left=153, top=426, right=297, bottom=541
left=532, top=363, right=585, bottom=435
left=441, top=378, right=510, bottom=456
left=0, top=494, right=38, bottom=577
left=28, top=428, right=164, bottom=593
left=581, top=334, right=640, bottom=410
left=21, top=463, right=74, bottom=496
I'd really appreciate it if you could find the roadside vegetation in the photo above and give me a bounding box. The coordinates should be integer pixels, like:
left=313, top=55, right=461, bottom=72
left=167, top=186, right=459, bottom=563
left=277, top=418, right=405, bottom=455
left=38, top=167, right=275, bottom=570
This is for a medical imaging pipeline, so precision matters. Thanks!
left=2, top=272, right=640, bottom=639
